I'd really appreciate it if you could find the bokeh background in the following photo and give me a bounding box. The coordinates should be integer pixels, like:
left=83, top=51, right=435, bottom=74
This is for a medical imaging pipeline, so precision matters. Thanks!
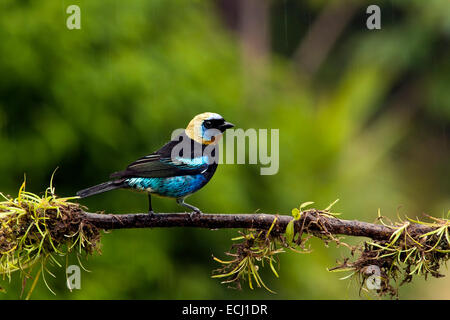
left=1, top=0, right=449, bottom=299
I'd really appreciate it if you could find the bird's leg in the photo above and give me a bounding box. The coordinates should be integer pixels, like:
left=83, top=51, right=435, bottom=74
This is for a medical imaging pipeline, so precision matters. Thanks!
left=148, top=194, right=155, bottom=215
left=176, top=198, right=202, bottom=217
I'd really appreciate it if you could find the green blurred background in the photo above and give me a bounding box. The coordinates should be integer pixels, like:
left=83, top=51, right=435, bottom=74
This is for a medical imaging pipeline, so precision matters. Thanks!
left=1, top=0, right=449, bottom=299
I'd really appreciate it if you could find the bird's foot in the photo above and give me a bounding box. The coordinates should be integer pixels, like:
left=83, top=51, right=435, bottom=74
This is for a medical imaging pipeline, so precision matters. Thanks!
left=176, top=198, right=202, bottom=217
left=148, top=210, right=156, bottom=217
left=189, top=209, right=202, bottom=218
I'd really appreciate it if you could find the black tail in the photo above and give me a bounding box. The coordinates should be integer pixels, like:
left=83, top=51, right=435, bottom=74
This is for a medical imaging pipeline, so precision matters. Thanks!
left=77, top=181, right=123, bottom=198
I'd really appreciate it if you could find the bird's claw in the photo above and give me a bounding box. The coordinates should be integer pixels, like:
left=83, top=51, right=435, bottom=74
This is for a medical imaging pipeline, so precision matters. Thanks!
left=189, top=210, right=202, bottom=218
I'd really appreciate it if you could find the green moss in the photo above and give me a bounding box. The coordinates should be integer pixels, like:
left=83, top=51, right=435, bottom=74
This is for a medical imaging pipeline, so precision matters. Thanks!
left=330, top=211, right=450, bottom=298
left=0, top=176, right=100, bottom=299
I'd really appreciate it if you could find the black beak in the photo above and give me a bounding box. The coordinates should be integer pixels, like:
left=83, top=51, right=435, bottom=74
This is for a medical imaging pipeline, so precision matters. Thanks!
left=220, top=121, right=234, bottom=132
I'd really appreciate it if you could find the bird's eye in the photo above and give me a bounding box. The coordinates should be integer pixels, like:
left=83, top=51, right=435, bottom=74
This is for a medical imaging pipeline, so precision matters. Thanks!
left=204, top=120, right=213, bottom=129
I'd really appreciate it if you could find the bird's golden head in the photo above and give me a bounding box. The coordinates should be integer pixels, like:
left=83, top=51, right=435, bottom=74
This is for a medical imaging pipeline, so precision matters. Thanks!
left=185, top=112, right=234, bottom=145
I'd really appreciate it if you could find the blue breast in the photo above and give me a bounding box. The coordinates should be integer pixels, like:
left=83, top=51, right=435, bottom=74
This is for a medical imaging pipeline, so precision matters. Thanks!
left=125, top=175, right=207, bottom=198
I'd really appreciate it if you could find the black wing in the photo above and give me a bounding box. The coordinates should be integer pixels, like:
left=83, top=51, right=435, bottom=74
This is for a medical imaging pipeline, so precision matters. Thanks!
left=110, top=135, right=209, bottom=179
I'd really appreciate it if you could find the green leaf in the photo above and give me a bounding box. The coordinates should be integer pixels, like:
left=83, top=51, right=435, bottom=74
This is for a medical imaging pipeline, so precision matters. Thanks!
left=285, top=220, right=295, bottom=244
left=324, top=199, right=339, bottom=211
left=291, top=208, right=300, bottom=220
left=300, top=201, right=314, bottom=211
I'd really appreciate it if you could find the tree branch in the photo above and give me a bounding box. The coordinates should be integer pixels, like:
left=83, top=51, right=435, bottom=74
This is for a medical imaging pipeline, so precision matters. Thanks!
left=82, top=210, right=437, bottom=241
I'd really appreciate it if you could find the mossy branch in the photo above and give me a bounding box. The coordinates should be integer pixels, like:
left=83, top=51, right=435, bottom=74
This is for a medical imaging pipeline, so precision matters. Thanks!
left=1, top=179, right=448, bottom=298
left=83, top=209, right=449, bottom=297
left=82, top=210, right=437, bottom=241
